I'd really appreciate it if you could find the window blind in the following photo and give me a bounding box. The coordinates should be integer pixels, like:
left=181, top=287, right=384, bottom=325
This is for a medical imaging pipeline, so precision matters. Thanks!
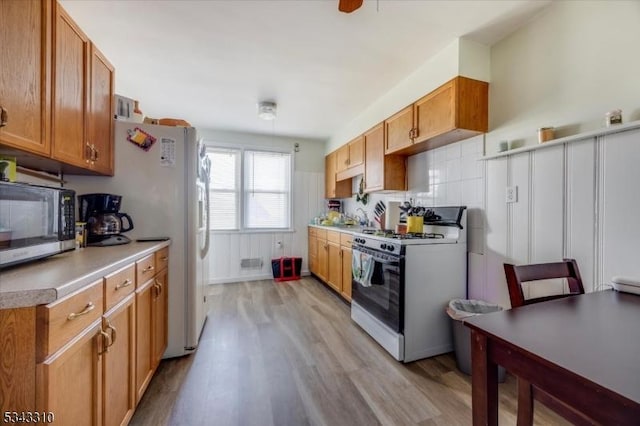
left=244, top=150, right=291, bottom=229
left=207, top=148, right=240, bottom=230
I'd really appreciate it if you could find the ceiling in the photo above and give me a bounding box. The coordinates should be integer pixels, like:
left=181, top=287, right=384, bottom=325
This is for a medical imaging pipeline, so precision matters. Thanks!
left=60, top=0, right=550, bottom=141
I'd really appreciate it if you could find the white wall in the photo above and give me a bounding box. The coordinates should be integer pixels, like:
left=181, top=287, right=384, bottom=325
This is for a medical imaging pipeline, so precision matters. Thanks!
left=487, top=0, right=640, bottom=153
left=327, top=38, right=491, bottom=153
left=475, top=0, right=640, bottom=305
left=200, top=129, right=325, bottom=283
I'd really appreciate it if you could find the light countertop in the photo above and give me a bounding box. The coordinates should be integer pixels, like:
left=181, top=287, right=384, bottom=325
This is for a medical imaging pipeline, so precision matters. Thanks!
left=0, top=241, right=170, bottom=309
left=308, top=224, right=370, bottom=234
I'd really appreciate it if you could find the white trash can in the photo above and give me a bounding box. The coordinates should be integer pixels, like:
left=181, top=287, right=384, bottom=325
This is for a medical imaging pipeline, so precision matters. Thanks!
left=446, top=299, right=506, bottom=382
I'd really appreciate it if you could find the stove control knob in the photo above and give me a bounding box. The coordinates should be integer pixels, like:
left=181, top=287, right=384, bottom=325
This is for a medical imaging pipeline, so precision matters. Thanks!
left=380, top=243, right=387, bottom=250
left=388, top=245, right=395, bottom=252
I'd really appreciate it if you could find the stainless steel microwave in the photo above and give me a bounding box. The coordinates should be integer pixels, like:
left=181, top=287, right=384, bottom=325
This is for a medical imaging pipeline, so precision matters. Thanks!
left=0, top=181, right=76, bottom=268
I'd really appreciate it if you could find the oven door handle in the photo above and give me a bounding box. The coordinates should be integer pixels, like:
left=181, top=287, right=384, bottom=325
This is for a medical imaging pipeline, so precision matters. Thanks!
left=352, top=248, right=400, bottom=266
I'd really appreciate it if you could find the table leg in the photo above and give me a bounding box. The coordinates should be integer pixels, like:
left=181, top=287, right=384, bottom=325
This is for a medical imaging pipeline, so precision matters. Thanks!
left=471, top=329, right=498, bottom=425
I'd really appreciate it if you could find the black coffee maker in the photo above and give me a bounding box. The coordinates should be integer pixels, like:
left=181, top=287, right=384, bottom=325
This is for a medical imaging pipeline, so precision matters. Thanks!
left=78, top=193, right=134, bottom=246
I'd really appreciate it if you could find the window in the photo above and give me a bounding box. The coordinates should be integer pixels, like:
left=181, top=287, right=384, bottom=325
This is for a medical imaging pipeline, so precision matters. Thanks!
left=207, top=147, right=292, bottom=231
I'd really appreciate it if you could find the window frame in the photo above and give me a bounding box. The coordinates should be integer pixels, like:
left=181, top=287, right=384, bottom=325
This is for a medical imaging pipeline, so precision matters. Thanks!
left=205, top=143, right=294, bottom=233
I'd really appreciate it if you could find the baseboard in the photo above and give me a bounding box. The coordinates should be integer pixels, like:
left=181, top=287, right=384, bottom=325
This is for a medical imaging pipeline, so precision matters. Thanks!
left=209, top=270, right=311, bottom=285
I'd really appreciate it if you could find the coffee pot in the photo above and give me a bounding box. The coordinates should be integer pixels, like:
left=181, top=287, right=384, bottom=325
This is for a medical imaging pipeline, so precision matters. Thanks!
left=78, top=193, right=135, bottom=246
left=87, top=212, right=134, bottom=237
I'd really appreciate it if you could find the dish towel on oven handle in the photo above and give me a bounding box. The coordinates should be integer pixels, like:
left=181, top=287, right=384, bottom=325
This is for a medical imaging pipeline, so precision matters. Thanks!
left=353, top=251, right=374, bottom=287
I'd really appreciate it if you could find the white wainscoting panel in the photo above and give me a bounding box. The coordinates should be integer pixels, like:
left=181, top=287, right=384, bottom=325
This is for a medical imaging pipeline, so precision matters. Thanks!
left=484, top=157, right=510, bottom=307
left=480, top=126, right=640, bottom=306
left=509, top=153, right=531, bottom=265
left=566, top=138, right=597, bottom=291
left=209, top=171, right=324, bottom=284
left=601, top=130, right=640, bottom=284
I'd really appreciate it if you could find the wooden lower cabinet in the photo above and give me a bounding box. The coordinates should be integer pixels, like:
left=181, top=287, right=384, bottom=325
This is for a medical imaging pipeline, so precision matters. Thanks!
left=341, top=246, right=353, bottom=301
left=25, top=246, right=170, bottom=425
left=135, top=259, right=169, bottom=402
left=327, top=241, right=342, bottom=293
left=36, top=320, right=104, bottom=426
left=308, top=227, right=353, bottom=302
left=308, top=228, right=318, bottom=275
left=135, top=278, right=154, bottom=402
left=152, top=267, right=169, bottom=368
left=103, top=294, right=136, bottom=426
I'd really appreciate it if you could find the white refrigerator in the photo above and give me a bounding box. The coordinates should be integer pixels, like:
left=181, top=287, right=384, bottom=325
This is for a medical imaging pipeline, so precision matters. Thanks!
left=66, top=120, right=211, bottom=358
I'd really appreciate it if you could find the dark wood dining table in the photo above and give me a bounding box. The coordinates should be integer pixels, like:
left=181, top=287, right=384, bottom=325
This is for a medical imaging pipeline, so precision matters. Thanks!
left=465, top=290, right=640, bottom=425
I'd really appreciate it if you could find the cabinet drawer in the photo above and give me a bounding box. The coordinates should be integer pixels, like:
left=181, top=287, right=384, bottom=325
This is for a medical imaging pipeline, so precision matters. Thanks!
left=136, top=254, right=156, bottom=285
left=104, top=263, right=135, bottom=311
left=309, top=227, right=317, bottom=237
left=155, top=247, right=169, bottom=272
left=315, top=228, right=327, bottom=240
left=340, top=233, right=353, bottom=247
left=37, top=279, right=104, bottom=361
left=327, top=230, right=341, bottom=244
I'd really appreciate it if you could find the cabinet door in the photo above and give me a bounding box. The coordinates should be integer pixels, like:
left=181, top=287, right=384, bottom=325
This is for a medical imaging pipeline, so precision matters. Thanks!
left=336, top=144, right=350, bottom=173
left=152, top=267, right=169, bottom=368
left=308, top=231, right=318, bottom=275
left=341, top=246, right=352, bottom=301
left=364, top=122, right=406, bottom=192
left=135, top=279, right=154, bottom=402
left=348, top=135, right=364, bottom=167
left=316, top=238, right=328, bottom=282
left=364, top=123, right=384, bottom=191
left=36, top=320, right=103, bottom=426
left=324, top=152, right=350, bottom=199
left=51, top=2, right=90, bottom=168
left=385, top=104, right=414, bottom=154
left=102, top=294, right=135, bottom=426
left=326, top=241, right=342, bottom=293
left=0, top=0, right=51, bottom=156
left=415, top=80, right=454, bottom=142
left=87, top=44, right=114, bottom=175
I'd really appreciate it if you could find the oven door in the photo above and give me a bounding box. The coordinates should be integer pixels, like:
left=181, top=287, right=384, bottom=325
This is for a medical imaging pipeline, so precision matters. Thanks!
left=351, top=245, right=404, bottom=333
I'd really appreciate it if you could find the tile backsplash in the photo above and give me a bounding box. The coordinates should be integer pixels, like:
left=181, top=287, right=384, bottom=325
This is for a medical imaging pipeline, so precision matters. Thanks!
left=342, top=135, right=485, bottom=254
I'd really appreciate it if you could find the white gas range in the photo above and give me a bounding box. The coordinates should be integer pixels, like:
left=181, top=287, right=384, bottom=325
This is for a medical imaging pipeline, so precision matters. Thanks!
left=350, top=206, right=467, bottom=362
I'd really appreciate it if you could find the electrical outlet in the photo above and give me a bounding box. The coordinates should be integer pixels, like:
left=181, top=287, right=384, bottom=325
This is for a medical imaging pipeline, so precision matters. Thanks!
left=506, top=186, right=518, bottom=203
left=276, top=241, right=283, bottom=249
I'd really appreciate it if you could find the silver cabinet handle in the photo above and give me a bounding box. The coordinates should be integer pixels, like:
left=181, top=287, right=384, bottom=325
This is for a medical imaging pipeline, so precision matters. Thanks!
left=67, top=302, right=95, bottom=320
left=143, top=265, right=155, bottom=273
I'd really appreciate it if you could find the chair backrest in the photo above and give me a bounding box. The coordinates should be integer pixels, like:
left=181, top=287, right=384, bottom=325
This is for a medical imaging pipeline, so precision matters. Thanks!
left=503, top=258, right=585, bottom=308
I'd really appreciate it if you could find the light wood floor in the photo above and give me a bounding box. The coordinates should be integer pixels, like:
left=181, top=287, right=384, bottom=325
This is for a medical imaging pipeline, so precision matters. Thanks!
left=130, top=276, right=568, bottom=426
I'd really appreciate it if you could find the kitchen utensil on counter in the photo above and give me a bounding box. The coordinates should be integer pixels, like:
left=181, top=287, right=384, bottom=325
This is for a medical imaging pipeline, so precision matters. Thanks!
left=385, top=201, right=401, bottom=230
left=374, top=201, right=386, bottom=228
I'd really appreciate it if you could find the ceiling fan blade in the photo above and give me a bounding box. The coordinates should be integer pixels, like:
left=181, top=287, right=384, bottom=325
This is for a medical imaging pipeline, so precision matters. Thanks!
left=339, top=0, right=363, bottom=13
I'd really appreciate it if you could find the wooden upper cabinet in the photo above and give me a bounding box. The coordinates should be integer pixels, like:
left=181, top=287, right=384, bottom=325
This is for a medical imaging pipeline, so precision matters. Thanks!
left=324, top=151, right=350, bottom=199
left=87, top=45, right=114, bottom=175
left=364, top=122, right=406, bottom=192
left=415, top=76, right=488, bottom=145
left=336, top=144, right=350, bottom=174
left=51, top=1, right=90, bottom=168
left=348, top=135, right=364, bottom=167
left=415, top=79, right=455, bottom=141
left=385, top=104, right=414, bottom=154
left=0, top=0, right=52, bottom=156
left=393, top=76, right=488, bottom=156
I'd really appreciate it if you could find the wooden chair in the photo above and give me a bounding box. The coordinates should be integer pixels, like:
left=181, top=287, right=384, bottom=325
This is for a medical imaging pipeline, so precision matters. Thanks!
left=503, top=258, right=586, bottom=425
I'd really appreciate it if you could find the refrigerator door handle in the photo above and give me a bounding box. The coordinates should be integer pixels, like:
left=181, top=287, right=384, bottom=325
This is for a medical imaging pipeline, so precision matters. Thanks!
left=199, top=155, right=211, bottom=259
